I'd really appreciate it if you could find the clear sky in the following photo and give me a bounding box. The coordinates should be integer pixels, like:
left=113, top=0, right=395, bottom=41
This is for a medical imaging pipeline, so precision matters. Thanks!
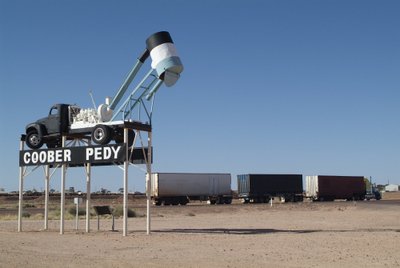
left=1, top=0, right=399, bottom=192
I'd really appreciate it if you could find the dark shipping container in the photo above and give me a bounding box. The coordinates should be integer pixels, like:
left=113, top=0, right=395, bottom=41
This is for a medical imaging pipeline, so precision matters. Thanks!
left=309, top=175, right=366, bottom=201
left=237, top=174, right=303, bottom=203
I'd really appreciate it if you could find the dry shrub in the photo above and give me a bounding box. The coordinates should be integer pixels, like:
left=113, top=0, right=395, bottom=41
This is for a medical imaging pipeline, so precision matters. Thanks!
left=67, top=206, right=86, bottom=216
left=112, top=205, right=137, bottom=218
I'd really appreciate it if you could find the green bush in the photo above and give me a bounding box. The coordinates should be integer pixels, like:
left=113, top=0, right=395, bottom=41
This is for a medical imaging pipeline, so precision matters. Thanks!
left=22, top=211, right=31, bottom=218
left=112, top=205, right=137, bottom=218
left=48, top=209, right=76, bottom=220
left=31, top=213, right=44, bottom=220
left=67, top=206, right=86, bottom=216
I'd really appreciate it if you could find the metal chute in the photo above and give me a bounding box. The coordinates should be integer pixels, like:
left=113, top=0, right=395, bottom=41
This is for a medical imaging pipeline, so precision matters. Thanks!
left=97, top=31, right=183, bottom=123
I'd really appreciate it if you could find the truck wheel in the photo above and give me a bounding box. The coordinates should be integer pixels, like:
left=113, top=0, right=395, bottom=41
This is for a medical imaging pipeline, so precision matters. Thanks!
left=114, top=128, right=135, bottom=146
left=92, top=125, right=112, bottom=145
left=26, top=130, right=44, bottom=149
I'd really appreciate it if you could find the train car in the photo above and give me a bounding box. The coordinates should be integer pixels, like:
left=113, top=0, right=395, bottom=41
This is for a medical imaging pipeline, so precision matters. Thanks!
left=150, top=173, right=232, bottom=205
left=237, top=174, right=304, bottom=203
left=306, top=175, right=366, bottom=201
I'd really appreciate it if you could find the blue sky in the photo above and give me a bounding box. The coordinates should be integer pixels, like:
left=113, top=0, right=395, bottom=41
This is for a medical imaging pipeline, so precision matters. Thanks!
left=1, top=0, right=399, bottom=192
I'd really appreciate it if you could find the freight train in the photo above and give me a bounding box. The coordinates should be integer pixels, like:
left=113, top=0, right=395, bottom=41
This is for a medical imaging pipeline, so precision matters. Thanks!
left=150, top=173, right=374, bottom=205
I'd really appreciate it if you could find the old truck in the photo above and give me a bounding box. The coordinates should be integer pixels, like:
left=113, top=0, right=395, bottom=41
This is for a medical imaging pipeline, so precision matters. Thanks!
left=25, top=103, right=137, bottom=149
left=306, top=175, right=366, bottom=201
left=150, top=173, right=233, bottom=205
left=24, top=31, right=183, bottom=149
left=237, top=174, right=304, bottom=203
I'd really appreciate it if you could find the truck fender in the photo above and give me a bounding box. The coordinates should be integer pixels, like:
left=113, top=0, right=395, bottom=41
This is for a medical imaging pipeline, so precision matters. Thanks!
left=26, top=123, right=47, bottom=137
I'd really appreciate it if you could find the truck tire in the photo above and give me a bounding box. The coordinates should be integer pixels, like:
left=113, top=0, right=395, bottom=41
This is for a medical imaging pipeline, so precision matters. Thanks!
left=92, top=125, right=112, bottom=145
left=114, top=128, right=135, bottom=146
left=26, top=130, right=44, bottom=149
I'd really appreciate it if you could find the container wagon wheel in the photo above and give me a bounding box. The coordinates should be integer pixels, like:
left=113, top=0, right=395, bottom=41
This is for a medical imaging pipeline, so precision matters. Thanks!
left=224, top=198, right=232, bottom=204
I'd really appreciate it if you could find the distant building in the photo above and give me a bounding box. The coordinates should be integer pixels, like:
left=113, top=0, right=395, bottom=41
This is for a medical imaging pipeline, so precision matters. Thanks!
left=385, top=184, right=399, bottom=192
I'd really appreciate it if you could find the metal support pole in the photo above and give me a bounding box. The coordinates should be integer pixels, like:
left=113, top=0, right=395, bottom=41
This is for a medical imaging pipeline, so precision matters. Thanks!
left=111, top=69, right=156, bottom=121
left=123, top=128, right=129, bottom=236
left=85, top=163, right=91, bottom=233
left=112, top=215, right=115, bottom=231
left=146, top=131, right=152, bottom=235
left=18, top=139, right=24, bottom=232
left=60, top=135, right=66, bottom=235
left=75, top=201, right=79, bottom=230
left=44, top=165, right=50, bottom=230
left=109, top=60, right=144, bottom=110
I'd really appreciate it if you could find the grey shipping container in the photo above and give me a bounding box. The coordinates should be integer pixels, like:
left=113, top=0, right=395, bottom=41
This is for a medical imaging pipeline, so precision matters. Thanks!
left=151, top=173, right=232, bottom=205
left=306, top=175, right=366, bottom=201
left=237, top=174, right=303, bottom=203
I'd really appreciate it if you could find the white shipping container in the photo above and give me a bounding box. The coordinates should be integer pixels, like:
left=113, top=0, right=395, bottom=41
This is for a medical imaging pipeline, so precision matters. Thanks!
left=151, top=173, right=231, bottom=197
left=305, top=175, right=318, bottom=198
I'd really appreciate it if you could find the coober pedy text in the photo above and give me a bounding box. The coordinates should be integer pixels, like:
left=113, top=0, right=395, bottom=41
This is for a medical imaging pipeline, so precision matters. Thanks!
left=19, top=144, right=126, bottom=166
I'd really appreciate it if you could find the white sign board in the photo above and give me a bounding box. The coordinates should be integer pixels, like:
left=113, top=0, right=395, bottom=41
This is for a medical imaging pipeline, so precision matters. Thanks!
left=74, top=197, right=83, bottom=205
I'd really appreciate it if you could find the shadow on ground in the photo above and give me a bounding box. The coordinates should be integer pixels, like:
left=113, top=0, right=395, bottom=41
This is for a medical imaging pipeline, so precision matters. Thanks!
left=153, top=228, right=400, bottom=235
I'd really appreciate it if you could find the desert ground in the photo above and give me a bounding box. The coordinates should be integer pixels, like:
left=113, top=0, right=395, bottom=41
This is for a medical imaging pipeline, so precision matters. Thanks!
left=1, top=194, right=399, bottom=267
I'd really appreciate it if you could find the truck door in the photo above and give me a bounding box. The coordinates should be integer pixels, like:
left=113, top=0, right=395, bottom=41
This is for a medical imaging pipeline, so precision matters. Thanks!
left=46, top=105, right=61, bottom=134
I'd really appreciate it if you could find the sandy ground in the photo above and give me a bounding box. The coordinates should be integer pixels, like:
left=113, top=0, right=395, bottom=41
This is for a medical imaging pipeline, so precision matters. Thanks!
left=1, top=200, right=399, bottom=267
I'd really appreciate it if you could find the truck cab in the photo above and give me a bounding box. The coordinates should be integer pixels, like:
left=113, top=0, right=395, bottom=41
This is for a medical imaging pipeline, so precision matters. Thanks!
left=25, top=104, right=72, bottom=149
left=365, top=190, right=382, bottom=200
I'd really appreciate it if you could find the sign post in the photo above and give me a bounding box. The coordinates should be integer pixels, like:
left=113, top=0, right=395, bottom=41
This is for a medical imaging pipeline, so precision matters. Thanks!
left=146, top=131, right=152, bottom=235
left=18, top=139, right=25, bottom=232
left=18, top=126, right=152, bottom=236
left=123, top=128, right=129, bottom=237
left=44, top=165, right=50, bottom=230
left=74, top=197, right=83, bottom=230
left=60, top=136, right=66, bottom=235
left=85, top=163, right=91, bottom=233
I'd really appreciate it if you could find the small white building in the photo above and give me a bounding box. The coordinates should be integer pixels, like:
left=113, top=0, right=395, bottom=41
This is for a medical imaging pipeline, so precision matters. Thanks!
left=385, top=184, right=399, bottom=192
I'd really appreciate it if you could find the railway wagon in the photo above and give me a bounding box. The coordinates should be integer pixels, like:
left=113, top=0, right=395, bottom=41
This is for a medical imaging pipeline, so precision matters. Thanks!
left=237, top=174, right=304, bottom=203
left=150, top=173, right=232, bottom=205
left=306, top=175, right=366, bottom=201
